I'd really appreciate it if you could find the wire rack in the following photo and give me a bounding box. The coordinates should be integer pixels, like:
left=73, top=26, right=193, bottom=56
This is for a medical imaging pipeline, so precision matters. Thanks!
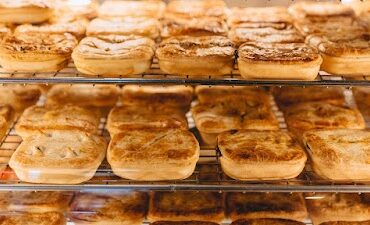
left=0, top=92, right=369, bottom=192
left=0, top=60, right=369, bottom=86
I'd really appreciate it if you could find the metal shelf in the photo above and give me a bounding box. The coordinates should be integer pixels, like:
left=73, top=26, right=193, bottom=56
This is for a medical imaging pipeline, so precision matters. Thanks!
left=0, top=94, right=369, bottom=193
left=0, top=60, right=369, bottom=86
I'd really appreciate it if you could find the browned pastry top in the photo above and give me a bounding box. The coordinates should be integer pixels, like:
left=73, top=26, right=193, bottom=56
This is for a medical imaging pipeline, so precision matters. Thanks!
left=228, top=7, right=292, bottom=26
left=238, top=42, right=320, bottom=62
left=152, top=222, right=219, bottom=225
left=157, top=36, right=235, bottom=58
left=306, top=32, right=370, bottom=57
left=166, top=0, right=226, bottom=18
left=231, top=219, right=306, bottom=225
left=70, top=192, right=147, bottom=222
left=321, top=222, right=370, bottom=225
left=73, top=35, right=155, bottom=59
left=288, top=2, right=355, bottom=18
left=0, top=212, right=65, bottom=225
left=150, top=191, right=224, bottom=218
left=0, top=0, right=52, bottom=8
left=0, top=33, right=77, bottom=55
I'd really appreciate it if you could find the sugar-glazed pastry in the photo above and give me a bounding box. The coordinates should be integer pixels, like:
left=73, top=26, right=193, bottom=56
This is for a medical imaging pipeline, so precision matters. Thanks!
left=0, top=0, right=53, bottom=24
left=72, top=35, right=155, bottom=77
left=0, top=33, right=77, bottom=72
left=156, top=36, right=235, bottom=76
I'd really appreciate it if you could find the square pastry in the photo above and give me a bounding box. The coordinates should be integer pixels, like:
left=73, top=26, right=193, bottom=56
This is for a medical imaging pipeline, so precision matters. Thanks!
left=218, top=130, right=307, bottom=180
left=305, top=193, right=370, bottom=225
left=72, top=35, right=155, bottom=77
left=161, top=15, right=228, bottom=38
left=16, top=105, right=101, bottom=138
left=46, top=84, right=120, bottom=109
left=353, top=87, right=370, bottom=121
left=284, top=102, right=366, bottom=138
left=0, top=1, right=53, bottom=24
left=107, top=128, right=199, bottom=181
left=70, top=192, right=148, bottom=225
left=156, top=36, right=235, bottom=76
left=98, top=0, right=165, bottom=19
left=306, top=32, right=370, bottom=76
left=0, top=85, right=41, bottom=112
left=0, top=33, right=77, bottom=72
left=148, top=191, right=224, bottom=223
left=272, top=87, right=346, bottom=109
left=121, top=85, right=194, bottom=112
left=0, top=212, right=66, bottom=225
left=230, top=219, right=306, bottom=225
left=192, top=99, right=279, bottom=146
left=226, top=192, right=308, bottom=222
left=86, top=18, right=160, bottom=39
left=303, top=129, right=370, bottom=181
left=107, top=105, right=188, bottom=136
left=9, top=130, right=107, bottom=184
left=238, top=42, right=322, bottom=80
left=166, top=0, right=226, bottom=18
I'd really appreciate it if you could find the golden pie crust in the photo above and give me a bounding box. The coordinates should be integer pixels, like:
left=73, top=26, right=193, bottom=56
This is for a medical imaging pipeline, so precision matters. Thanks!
left=98, top=0, right=165, bottom=19
left=86, top=17, right=160, bottom=39
left=238, top=42, right=322, bottom=80
left=353, top=87, right=370, bottom=121
left=16, top=105, right=101, bottom=138
left=9, top=130, right=107, bottom=184
left=107, top=128, right=199, bottom=181
left=0, top=85, right=41, bottom=112
left=0, top=33, right=77, bottom=72
left=148, top=191, right=224, bottom=223
left=0, top=105, right=13, bottom=142
left=226, top=192, right=308, bottom=222
left=0, top=212, right=66, bottom=225
left=72, top=35, right=155, bottom=77
left=305, top=193, right=370, bottom=225
left=156, top=36, right=235, bottom=76
left=166, top=0, right=226, bottom=18
left=151, top=222, right=219, bottom=225
left=218, top=130, right=307, bottom=180
left=51, top=0, right=98, bottom=22
left=70, top=192, right=147, bottom=225
left=288, top=1, right=355, bottom=19
left=303, top=129, right=370, bottom=181
left=231, top=219, right=306, bottom=225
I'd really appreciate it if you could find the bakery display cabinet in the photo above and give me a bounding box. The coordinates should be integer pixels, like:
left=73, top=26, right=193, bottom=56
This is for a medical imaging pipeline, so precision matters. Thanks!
left=0, top=0, right=369, bottom=225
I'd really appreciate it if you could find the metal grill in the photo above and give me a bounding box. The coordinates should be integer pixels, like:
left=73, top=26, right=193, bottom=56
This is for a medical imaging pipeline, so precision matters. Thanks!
left=0, top=60, right=369, bottom=86
left=0, top=92, right=369, bottom=192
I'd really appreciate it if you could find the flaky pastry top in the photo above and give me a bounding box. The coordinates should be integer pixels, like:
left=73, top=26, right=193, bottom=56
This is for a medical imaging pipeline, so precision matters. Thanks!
left=0, top=0, right=52, bottom=8
left=238, top=42, right=320, bottom=62
left=227, top=7, right=292, bottom=26
left=0, top=33, right=77, bottom=55
left=98, top=0, right=165, bottom=18
left=166, top=0, right=226, bottom=18
left=218, top=130, right=306, bottom=164
left=73, top=35, right=155, bottom=59
left=288, top=2, right=355, bottom=19
left=157, top=36, right=235, bottom=58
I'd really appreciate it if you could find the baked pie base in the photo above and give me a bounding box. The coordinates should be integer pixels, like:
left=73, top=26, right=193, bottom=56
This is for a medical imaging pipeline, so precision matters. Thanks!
left=320, top=54, right=370, bottom=76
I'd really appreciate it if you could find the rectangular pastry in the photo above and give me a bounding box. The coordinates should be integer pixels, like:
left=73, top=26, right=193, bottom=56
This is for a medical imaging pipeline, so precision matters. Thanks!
left=156, top=36, right=235, bottom=76
left=148, top=191, right=224, bottom=223
left=0, top=1, right=53, bottom=24
left=107, top=128, right=199, bottom=181
left=46, top=84, right=120, bottom=109
left=303, top=129, right=370, bottom=181
left=70, top=192, right=147, bottom=225
left=0, top=33, right=77, bottom=72
left=305, top=193, right=370, bottom=225
left=161, top=15, right=228, bottom=38
left=6, top=191, right=72, bottom=213
left=306, top=32, right=370, bottom=76
left=86, top=18, right=160, bottom=39
left=0, top=105, right=13, bottom=142
left=272, top=87, right=346, bottom=109
left=16, top=105, right=101, bottom=138
left=166, top=0, right=226, bottom=18
left=72, top=35, right=155, bottom=77
left=284, top=102, right=366, bottom=138
left=98, top=0, right=165, bottom=19
left=0, top=212, right=66, bottom=225
left=218, top=130, right=307, bottom=180
left=0, top=85, right=41, bottom=112
left=238, top=42, right=322, bottom=80
left=226, top=192, right=308, bottom=222
left=9, top=130, right=107, bottom=184
left=121, top=85, right=193, bottom=112
left=192, top=99, right=279, bottom=146
left=353, top=87, right=370, bottom=121
left=107, top=105, right=188, bottom=136
left=230, top=219, right=306, bottom=225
